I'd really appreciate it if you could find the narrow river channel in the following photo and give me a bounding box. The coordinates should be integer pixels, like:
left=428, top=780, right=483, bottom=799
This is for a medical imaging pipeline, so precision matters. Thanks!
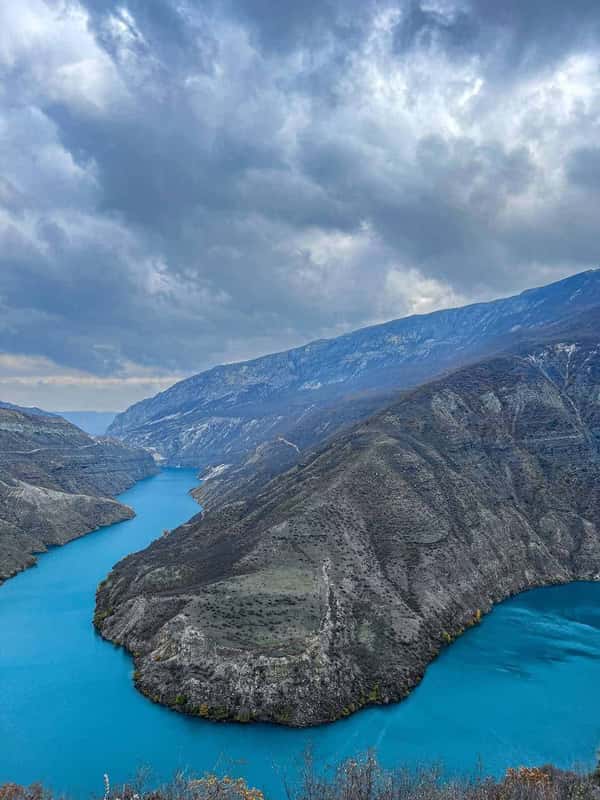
left=1, top=468, right=599, bottom=798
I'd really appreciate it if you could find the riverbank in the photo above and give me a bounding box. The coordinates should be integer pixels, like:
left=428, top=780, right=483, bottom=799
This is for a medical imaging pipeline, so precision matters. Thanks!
left=0, top=406, right=158, bottom=584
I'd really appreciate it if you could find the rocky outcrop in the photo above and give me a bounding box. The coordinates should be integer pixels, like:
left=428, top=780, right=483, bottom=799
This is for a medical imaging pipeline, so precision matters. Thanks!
left=108, top=270, right=600, bottom=468
left=0, top=408, right=158, bottom=583
left=194, top=305, right=600, bottom=513
left=192, top=387, right=399, bottom=512
left=96, top=327, right=600, bottom=726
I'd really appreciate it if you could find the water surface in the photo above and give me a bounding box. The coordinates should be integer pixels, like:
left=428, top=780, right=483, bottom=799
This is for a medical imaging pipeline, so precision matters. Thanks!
left=1, top=468, right=599, bottom=797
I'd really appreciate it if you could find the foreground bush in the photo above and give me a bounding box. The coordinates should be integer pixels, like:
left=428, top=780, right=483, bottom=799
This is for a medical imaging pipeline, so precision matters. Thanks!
left=2, top=755, right=599, bottom=800
left=288, top=756, right=600, bottom=800
left=0, top=786, right=53, bottom=800
left=0, top=775, right=264, bottom=800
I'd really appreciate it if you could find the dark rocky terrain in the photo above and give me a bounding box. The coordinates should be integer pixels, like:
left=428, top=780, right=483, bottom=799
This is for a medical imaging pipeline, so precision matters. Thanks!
left=193, top=386, right=400, bottom=511
left=0, top=407, right=158, bottom=583
left=108, top=270, right=600, bottom=470
left=194, top=304, right=600, bottom=512
left=96, top=318, right=600, bottom=726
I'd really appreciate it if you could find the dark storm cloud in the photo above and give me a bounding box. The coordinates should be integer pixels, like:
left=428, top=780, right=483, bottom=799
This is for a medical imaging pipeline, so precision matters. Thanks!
left=395, top=0, right=600, bottom=74
left=1, top=0, right=600, bottom=408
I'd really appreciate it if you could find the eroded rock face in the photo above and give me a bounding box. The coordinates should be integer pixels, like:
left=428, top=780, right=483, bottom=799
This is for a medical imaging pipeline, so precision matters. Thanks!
left=0, top=408, right=158, bottom=582
left=108, top=270, right=600, bottom=469
left=96, top=335, right=600, bottom=726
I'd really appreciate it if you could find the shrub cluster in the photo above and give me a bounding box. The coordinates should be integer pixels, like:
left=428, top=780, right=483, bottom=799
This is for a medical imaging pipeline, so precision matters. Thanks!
left=287, top=755, right=600, bottom=800
left=1, top=754, right=599, bottom=800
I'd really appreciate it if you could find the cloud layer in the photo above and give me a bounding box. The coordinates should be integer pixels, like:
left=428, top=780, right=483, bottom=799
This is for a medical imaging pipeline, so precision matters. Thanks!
left=1, top=0, right=600, bottom=409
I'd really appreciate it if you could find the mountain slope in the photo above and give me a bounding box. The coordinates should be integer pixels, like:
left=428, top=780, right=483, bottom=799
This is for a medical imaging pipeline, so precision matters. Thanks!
left=194, top=305, right=600, bottom=512
left=108, top=269, right=600, bottom=468
left=0, top=400, right=57, bottom=417
left=0, top=403, right=118, bottom=436
left=0, top=408, right=158, bottom=583
left=96, top=323, right=600, bottom=726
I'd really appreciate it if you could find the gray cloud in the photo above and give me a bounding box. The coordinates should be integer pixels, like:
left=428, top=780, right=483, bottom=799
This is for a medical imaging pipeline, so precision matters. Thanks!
left=0, top=0, right=599, bottom=409
left=567, top=147, right=600, bottom=190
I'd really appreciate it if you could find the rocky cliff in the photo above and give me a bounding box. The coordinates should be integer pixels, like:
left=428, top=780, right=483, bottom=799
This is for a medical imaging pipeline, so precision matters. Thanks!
left=0, top=408, right=158, bottom=583
left=108, top=269, right=600, bottom=469
left=96, top=325, right=600, bottom=726
left=194, top=305, right=600, bottom=513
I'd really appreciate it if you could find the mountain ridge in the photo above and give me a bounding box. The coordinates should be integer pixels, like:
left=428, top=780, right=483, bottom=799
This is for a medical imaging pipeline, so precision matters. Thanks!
left=96, top=314, right=600, bottom=725
left=194, top=304, right=600, bottom=512
left=108, top=269, right=600, bottom=468
left=0, top=406, right=158, bottom=583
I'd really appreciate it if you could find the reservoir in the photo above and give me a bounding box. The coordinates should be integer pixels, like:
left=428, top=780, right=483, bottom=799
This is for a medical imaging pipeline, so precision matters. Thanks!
left=1, top=468, right=599, bottom=797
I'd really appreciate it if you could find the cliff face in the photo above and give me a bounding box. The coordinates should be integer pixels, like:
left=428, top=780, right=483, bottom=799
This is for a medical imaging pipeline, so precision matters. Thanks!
left=192, top=386, right=400, bottom=512
left=0, top=408, right=158, bottom=583
left=96, top=332, right=600, bottom=726
left=108, top=270, right=600, bottom=468
left=194, top=306, right=600, bottom=513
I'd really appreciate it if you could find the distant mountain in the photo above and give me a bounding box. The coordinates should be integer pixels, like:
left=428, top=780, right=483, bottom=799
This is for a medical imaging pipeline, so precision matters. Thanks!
left=0, top=404, right=118, bottom=437
left=96, top=314, right=600, bottom=726
left=59, top=411, right=117, bottom=436
left=0, top=400, right=56, bottom=417
left=0, top=406, right=157, bottom=583
left=108, top=269, right=600, bottom=468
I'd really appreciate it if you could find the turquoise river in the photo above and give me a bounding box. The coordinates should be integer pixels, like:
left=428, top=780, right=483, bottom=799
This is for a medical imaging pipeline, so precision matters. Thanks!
left=1, top=469, right=600, bottom=797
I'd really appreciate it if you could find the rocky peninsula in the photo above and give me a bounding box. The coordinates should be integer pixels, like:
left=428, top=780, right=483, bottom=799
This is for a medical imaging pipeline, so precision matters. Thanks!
left=95, top=325, right=600, bottom=726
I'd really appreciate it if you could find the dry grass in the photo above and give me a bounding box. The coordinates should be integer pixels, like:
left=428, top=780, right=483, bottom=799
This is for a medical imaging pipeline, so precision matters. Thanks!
left=287, top=755, right=600, bottom=800
left=2, top=755, right=599, bottom=800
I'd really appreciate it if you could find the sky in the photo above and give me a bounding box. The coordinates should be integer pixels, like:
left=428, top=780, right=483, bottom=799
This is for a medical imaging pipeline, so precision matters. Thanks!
left=1, top=1, right=600, bottom=411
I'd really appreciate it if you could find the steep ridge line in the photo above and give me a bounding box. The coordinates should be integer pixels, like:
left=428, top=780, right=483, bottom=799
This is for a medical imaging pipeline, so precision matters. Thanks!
left=96, top=321, right=600, bottom=726
left=0, top=407, right=158, bottom=583
left=107, top=269, right=600, bottom=470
